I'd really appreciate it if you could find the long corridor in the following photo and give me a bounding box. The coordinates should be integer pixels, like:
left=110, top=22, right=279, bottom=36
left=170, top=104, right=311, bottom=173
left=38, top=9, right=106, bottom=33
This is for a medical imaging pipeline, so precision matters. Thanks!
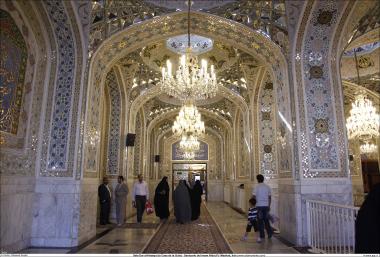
left=20, top=202, right=300, bottom=254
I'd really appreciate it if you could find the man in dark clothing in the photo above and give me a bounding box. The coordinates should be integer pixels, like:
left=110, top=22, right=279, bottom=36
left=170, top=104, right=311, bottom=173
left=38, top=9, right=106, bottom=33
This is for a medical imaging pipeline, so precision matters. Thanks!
left=154, top=176, right=170, bottom=220
left=98, top=177, right=112, bottom=225
left=355, top=184, right=380, bottom=253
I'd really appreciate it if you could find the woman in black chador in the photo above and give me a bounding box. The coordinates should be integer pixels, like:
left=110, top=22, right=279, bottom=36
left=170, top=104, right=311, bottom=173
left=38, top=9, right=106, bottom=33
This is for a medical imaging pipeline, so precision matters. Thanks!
left=355, top=184, right=380, bottom=253
left=154, top=176, right=170, bottom=220
left=191, top=180, right=203, bottom=220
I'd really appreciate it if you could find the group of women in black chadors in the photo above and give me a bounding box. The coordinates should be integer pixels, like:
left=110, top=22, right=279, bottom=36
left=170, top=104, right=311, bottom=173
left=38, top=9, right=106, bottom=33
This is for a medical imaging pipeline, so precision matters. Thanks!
left=153, top=177, right=203, bottom=224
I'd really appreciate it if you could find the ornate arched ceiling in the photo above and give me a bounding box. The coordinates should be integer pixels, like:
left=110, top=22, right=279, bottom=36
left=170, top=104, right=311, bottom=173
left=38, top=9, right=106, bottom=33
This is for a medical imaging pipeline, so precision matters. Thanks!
left=341, top=28, right=380, bottom=95
left=140, top=39, right=241, bottom=73
left=110, top=32, right=264, bottom=136
left=90, top=0, right=288, bottom=55
left=116, top=44, right=261, bottom=103
left=84, top=5, right=290, bottom=176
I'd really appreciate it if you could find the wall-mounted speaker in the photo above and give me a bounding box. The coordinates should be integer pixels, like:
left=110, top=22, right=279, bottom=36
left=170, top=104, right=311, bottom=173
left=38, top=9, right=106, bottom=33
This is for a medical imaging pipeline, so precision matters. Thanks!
left=154, top=155, right=160, bottom=163
left=126, top=133, right=136, bottom=147
left=349, top=154, right=354, bottom=161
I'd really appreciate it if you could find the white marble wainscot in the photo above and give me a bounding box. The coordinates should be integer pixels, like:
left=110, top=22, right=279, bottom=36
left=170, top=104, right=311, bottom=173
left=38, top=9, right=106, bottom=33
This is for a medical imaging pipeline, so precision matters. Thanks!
left=106, top=178, right=118, bottom=223
left=0, top=176, right=36, bottom=253
left=207, top=180, right=223, bottom=201
left=278, top=178, right=353, bottom=246
left=31, top=178, right=81, bottom=247
left=266, top=179, right=280, bottom=229
left=77, top=178, right=98, bottom=245
left=223, top=183, right=231, bottom=203
left=125, top=180, right=137, bottom=220
left=224, top=180, right=254, bottom=212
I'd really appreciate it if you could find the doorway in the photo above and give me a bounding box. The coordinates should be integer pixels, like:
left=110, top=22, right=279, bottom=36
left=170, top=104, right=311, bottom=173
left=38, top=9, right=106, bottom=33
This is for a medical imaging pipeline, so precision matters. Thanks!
left=172, top=163, right=207, bottom=201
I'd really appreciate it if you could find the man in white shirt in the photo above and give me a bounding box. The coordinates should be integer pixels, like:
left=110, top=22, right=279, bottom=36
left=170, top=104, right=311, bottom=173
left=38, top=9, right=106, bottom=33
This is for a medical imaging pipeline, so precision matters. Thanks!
left=132, top=174, right=149, bottom=223
left=252, top=174, right=273, bottom=242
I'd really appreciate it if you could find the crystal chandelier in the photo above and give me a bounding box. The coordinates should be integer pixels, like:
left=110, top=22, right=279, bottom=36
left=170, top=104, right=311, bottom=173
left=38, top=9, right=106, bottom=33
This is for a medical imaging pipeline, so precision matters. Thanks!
left=172, top=102, right=205, bottom=137
left=346, top=93, right=380, bottom=141
left=160, top=0, right=218, bottom=101
left=180, top=134, right=200, bottom=152
left=360, top=142, right=378, bottom=154
left=183, top=151, right=195, bottom=160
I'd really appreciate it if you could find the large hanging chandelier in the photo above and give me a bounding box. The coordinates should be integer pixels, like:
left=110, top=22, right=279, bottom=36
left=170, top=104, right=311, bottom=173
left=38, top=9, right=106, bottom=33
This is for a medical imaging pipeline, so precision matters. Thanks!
left=180, top=134, right=200, bottom=152
left=346, top=93, right=380, bottom=141
left=172, top=102, right=205, bottom=137
left=160, top=0, right=218, bottom=101
left=346, top=50, right=380, bottom=142
left=183, top=151, right=195, bottom=160
left=360, top=142, right=378, bottom=154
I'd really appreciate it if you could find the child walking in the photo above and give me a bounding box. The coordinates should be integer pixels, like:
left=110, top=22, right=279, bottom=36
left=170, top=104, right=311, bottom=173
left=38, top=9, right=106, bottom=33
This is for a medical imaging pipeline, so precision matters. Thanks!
left=241, top=197, right=258, bottom=241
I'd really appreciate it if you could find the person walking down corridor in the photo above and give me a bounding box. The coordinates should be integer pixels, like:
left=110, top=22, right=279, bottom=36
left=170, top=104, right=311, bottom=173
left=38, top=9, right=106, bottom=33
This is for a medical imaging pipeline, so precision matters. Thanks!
left=174, top=180, right=192, bottom=224
left=154, top=176, right=170, bottom=221
left=252, top=174, right=273, bottom=243
left=191, top=180, right=203, bottom=220
left=98, top=177, right=112, bottom=225
left=115, top=175, right=129, bottom=226
left=132, top=174, right=149, bottom=223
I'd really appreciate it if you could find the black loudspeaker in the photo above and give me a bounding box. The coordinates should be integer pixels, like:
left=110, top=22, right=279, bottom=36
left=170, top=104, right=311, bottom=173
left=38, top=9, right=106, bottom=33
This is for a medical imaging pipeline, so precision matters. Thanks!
left=126, top=133, right=136, bottom=146
left=154, top=155, right=160, bottom=163
left=349, top=155, right=354, bottom=161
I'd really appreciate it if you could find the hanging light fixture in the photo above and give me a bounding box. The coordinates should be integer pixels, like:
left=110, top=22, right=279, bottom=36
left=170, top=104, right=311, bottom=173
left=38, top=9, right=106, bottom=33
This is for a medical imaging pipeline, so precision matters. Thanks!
left=360, top=142, right=378, bottom=154
left=346, top=49, right=380, bottom=141
left=183, top=151, right=195, bottom=160
left=180, top=134, right=200, bottom=152
left=160, top=0, right=218, bottom=101
left=172, top=102, right=205, bottom=138
left=346, top=93, right=380, bottom=141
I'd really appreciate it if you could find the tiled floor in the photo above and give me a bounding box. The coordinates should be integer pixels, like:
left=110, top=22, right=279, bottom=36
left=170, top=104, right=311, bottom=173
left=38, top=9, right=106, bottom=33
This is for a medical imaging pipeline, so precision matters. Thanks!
left=20, top=202, right=299, bottom=254
left=77, top=212, right=161, bottom=254
left=205, top=202, right=300, bottom=254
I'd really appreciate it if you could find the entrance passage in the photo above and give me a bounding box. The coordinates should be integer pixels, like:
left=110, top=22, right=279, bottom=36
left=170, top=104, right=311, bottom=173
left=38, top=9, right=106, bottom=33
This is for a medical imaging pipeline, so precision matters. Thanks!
left=142, top=204, right=232, bottom=254
left=172, top=163, right=207, bottom=200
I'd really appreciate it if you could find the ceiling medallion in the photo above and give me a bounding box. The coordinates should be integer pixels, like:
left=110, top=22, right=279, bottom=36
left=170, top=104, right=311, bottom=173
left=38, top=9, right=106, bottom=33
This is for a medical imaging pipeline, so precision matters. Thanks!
left=264, top=145, right=272, bottom=153
left=309, top=65, right=324, bottom=79
left=315, top=118, right=329, bottom=133
left=316, top=9, right=336, bottom=26
left=166, top=34, right=213, bottom=55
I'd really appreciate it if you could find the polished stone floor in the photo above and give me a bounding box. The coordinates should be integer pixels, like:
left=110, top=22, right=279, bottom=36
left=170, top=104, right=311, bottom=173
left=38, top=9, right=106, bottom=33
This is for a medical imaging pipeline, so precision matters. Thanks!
left=205, top=202, right=300, bottom=254
left=77, top=212, right=160, bottom=254
left=20, top=201, right=300, bottom=254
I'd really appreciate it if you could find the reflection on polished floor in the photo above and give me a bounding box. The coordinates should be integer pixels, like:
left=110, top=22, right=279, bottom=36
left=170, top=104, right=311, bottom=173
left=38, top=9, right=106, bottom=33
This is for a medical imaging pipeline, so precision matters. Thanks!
left=77, top=213, right=160, bottom=254
left=205, top=202, right=300, bottom=254
left=20, top=202, right=299, bottom=254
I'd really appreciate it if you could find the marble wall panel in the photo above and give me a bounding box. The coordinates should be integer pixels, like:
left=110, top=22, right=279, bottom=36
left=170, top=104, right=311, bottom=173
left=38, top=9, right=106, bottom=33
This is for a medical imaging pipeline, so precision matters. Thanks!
left=278, top=178, right=353, bottom=246
left=31, top=178, right=81, bottom=247
left=278, top=192, right=301, bottom=244
left=207, top=181, right=224, bottom=201
left=78, top=178, right=98, bottom=244
left=0, top=176, right=35, bottom=252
